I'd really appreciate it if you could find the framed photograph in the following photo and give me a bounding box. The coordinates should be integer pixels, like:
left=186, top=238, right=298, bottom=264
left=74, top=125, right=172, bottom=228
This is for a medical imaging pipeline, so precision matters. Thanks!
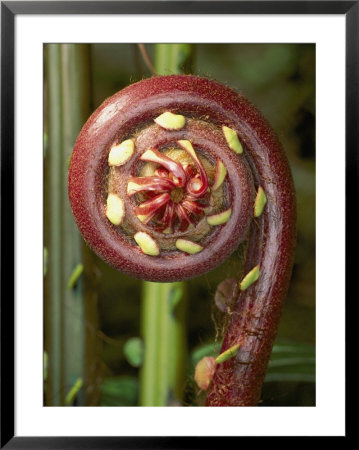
left=1, top=1, right=353, bottom=446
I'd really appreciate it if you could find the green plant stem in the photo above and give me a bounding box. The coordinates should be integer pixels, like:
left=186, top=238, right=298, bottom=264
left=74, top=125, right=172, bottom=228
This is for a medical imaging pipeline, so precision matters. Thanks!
left=44, top=44, right=96, bottom=406
left=154, top=44, right=194, bottom=75
left=140, top=282, right=186, bottom=405
left=44, top=44, right=63, bottom=405
left=139, top=44, right=193, bottom=406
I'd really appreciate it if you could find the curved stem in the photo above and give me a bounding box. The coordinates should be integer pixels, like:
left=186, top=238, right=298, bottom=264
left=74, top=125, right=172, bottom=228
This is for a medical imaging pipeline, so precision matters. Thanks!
left=206, top=123, right=296, bottom=406
left=138, top=44, right=156, bottom=75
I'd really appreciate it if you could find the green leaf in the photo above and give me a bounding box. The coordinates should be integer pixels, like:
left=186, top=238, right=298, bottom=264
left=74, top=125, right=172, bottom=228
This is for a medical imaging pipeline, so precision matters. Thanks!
left=123, top=337, right=144, bottom=368
left=43, top=351, right=48, bottom=381
left=43, top=132, right=48, bottom=158
left=168, top=284, right=183, bottom=312
left=43, top=247, right=48, bottom=276
left=264, top=373, right=315, bottom=383
left=65, top=377, right=83, bottom=406
left=100, top=376, right=138, bottom=406
left=67, top=263, right=84, bottom=289
left=271, top=341, right=315, bottom=357
left=268, top=357, right=315, bottom=369
left=265, top=339, right=315, bottom=383
left=215, top=343, right=240, bottom=364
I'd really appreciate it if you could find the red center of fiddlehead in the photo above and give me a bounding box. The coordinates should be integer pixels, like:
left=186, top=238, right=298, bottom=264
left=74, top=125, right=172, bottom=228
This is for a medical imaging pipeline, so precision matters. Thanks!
left=127, top=144, right=210, bottom=233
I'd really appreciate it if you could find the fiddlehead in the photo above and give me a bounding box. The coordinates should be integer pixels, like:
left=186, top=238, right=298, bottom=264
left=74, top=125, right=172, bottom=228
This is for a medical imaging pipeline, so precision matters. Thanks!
left=69, top=75, right=258, bottom=282
left=68, top=75, right=296, bottom=404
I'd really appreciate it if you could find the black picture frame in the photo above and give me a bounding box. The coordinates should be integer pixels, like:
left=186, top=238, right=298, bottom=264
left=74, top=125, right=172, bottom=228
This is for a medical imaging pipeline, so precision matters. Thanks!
left=1, top=1, right=354, bottom=447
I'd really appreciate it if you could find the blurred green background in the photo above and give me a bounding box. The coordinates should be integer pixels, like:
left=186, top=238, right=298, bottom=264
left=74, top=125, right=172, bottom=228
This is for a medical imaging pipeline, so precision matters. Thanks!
left=44, top=43, right=315, bottom=407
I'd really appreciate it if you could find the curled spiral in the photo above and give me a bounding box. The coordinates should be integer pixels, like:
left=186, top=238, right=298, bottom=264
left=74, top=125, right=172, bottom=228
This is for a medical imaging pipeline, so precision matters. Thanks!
left=68, top=75, right=296, bottom=405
